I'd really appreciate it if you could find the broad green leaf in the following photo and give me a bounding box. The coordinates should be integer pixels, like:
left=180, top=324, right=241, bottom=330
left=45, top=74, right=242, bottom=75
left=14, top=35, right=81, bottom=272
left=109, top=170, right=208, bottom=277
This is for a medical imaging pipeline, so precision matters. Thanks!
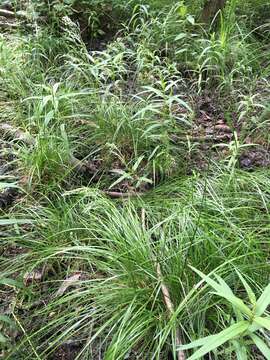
left=142, top=123, right=163, bottom=138
left=173, top=96, right=192, bottom=111
left=255, top=282, right=270, bottom=316
left=110, top=169, right=126, bottom=175
left=187, top=15, right=195, bottom=25
left=179, top=334, right=214, bottom=350
left=143, top=85, right=163, bottom=97
left=247, top=322, right=261, bottom=333
left=109, top=173, right=131, bottom=189
left=191, top=267, right=253, bottom=317
left=175, top=33, right=187, bottom=41
left=215, top=273, right=235, bottom=295
left=178, top=3, right=187, bottom=18
left=52, top=82, right=60, bottom=95
left=218, top=291, right=252, bottom=317
left=0, top=219, right=32, bottom=226
left=133, top=155, right=144, bottom=171
left=191, top=266, right=232, bottom=295
left=250, top=334, right=270, bottom=359
left=137, top=177, right=152, bottom=184
left=253, top=316, right=270, bottom=331
left=41, top=95, right=51, bottom=109
left=60, top=123, right=68, bottom=143
left=234, top=307, right=244, bottom=322
left=44, top=110, right=55, bottom=126
left=186, top=321, right=249, bottom=360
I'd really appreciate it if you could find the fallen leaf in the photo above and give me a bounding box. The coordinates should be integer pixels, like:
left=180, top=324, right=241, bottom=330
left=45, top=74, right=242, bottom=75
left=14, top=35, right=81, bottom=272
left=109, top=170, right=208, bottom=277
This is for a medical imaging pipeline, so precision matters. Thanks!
left=55, top=272, right=83, bottom=297
left=23, top=266, right=46, bottom=285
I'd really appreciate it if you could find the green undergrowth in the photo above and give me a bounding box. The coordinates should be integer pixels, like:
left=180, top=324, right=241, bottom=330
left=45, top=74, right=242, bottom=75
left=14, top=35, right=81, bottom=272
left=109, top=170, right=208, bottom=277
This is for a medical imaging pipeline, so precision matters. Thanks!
left=0, top=0, right=270, bottom=359
left=1, top=168, right=270, bottom=359
left=1, top=1, right=269, bottom=190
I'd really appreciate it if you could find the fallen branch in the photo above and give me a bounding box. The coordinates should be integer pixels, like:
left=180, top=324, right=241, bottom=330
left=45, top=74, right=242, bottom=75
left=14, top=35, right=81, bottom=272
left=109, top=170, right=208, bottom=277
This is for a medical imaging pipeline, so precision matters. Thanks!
left=0, top=9, right=15, bottom=18
left=0, top=9, right=28, bottom=19
left=171, top=133, right=233, bottom=143
left=103, top=190, right=144, bottom=198
left=157, top=263, right=186, bottom=360
left=213, top=124, right=232, bottom=133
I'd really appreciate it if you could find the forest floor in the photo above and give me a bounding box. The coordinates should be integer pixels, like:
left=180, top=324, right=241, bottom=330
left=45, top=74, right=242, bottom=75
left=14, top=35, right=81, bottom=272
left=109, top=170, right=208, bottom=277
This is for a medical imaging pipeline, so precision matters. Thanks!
left=0, top=1, right=270, bottom=359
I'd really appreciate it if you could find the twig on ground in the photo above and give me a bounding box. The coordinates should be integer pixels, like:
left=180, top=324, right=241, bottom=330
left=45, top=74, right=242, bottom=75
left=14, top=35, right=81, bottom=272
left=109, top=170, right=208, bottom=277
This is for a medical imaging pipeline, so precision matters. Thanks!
left=0, top=9, right=15, bottom=18
left=156, top=263, right=186, bottom=360
left=141, top=208, right=146, bottom=230
left=104, top=190, right=144, bottom=198
left=170, top=133, right=233, bottom=143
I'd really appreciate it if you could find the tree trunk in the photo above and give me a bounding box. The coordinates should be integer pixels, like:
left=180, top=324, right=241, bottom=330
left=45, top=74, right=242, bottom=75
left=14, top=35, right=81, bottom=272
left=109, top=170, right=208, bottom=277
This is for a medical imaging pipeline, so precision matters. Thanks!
left=201, top=0, right=227, bottom=23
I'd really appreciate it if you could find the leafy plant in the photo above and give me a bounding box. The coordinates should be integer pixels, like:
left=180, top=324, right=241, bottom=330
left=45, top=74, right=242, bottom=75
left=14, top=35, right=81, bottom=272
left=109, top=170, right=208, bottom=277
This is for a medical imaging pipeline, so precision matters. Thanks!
left=180, top=268, right=270, bottom=360
left=109, top=155, right=153, bottom=189
left=216, top=132, right=256, bottom=177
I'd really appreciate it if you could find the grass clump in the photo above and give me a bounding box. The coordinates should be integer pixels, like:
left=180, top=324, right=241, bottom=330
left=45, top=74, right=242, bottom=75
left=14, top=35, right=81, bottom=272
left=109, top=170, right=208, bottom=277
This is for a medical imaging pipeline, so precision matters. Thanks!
left=2, top=169, right=270, bottom=359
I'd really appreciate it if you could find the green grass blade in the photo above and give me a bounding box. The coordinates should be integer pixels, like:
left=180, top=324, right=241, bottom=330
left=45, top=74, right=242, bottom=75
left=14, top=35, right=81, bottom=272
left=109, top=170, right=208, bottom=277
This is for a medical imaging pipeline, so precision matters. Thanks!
left=0, top=183, right=18, bottom=189
left=249, top=334, right=270, bottom=359
left=233, top=340, right=248, bottom=360
left=0, top=278, right=23, bottom=288
left=236, top=271, right=256, bottom=306
left=255, top=283, right=270, bottom=316
left=179, top=334, right=214, bottom=350
left=186, top=321, right=249, bottom=360
left=253, top=317, right=270, bottom=331
left=0, top=219, right=33, bottom=226
left=191, top=267, right=253, bottom=316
